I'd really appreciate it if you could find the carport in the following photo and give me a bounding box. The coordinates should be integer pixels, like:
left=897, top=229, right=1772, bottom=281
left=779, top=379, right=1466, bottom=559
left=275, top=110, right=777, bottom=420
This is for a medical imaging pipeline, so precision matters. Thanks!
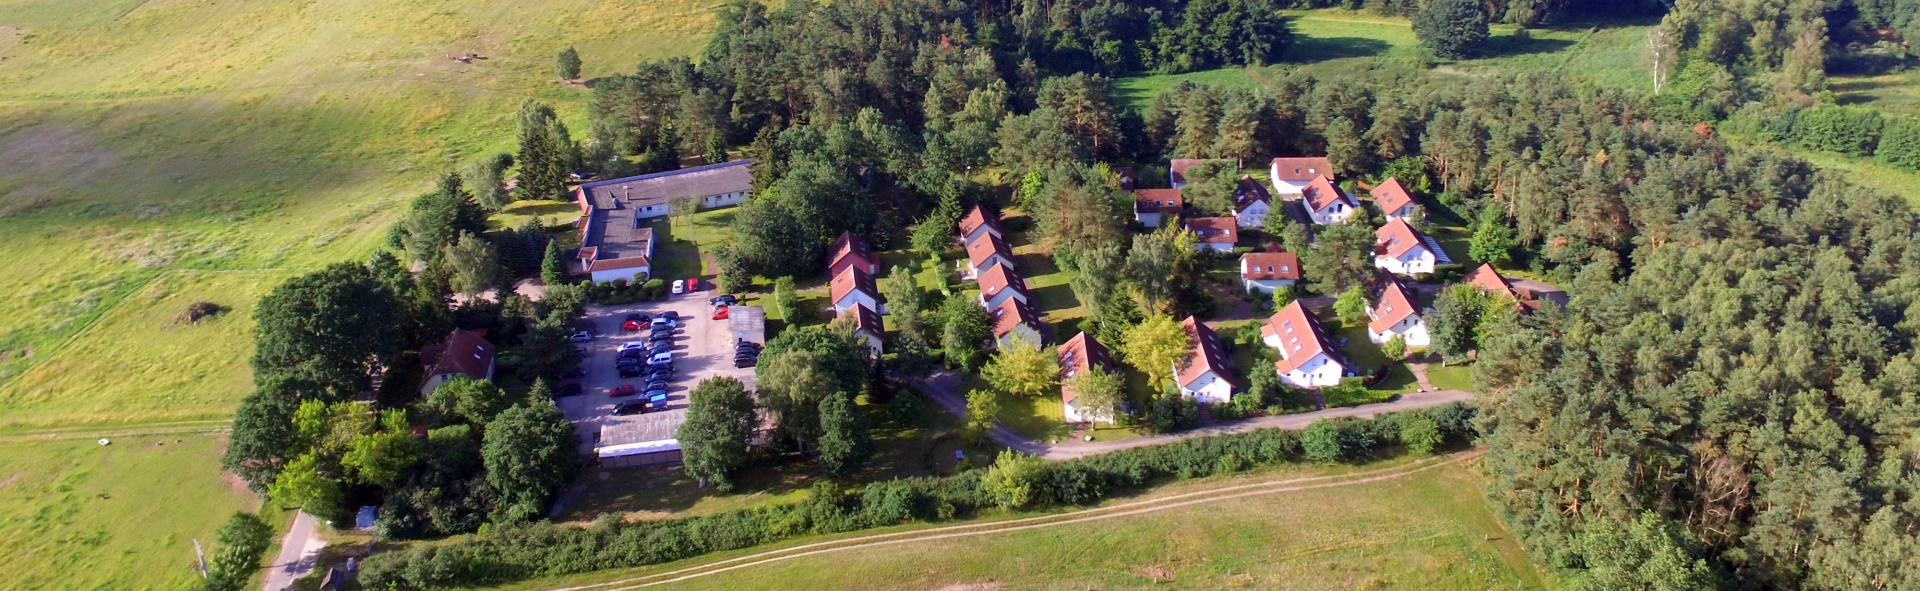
left=596, top=412, right=687, bottom=468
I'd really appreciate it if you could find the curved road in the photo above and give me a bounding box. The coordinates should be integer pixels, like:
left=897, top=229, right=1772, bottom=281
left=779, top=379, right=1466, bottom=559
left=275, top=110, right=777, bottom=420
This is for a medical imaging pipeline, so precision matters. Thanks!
left=916, top=370, right=1474, bottom=460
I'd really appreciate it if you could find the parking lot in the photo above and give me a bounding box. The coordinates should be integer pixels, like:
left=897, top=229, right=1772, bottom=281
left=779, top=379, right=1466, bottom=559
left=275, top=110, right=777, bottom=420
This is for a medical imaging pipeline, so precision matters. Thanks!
left=551, top=290, right=757, bottom=451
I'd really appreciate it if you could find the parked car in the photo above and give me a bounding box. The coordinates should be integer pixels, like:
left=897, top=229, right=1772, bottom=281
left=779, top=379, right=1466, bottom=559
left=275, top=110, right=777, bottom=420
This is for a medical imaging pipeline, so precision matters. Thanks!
left=649, top=342, right=673, bottom=354
left=671, top=280, right=685, bottom=294
left=659, top=311, right=681, bottom=321
left=643, top=379, right=668, bottom=392
left=642, top=387, right=670, bottom=402
left=647, top=368, right=673, bottom=382
left=609, top=384, right=636, bottom=397
left=735, top=339, right=762, bottom=351
left=709, top=294, right=737, bottom=306
left=562, top=366, right=585, bottom=379
left=733, top=354, right=758, bottom=368
left=569, top=330, right=592, bottom=343
left=622, top=314, right=645, bottom=331
left=612, top=399, right=649, bottom=415
left=617, top=349, right=643, bottom=360
left=712, top=306, right=729, bottom=320
left=647, top=351, right=674, bottom=365
left=618, top=365, right=644, bottom=378
left=553, top=383, right=584, bottom=398
left=687, top=278, right=699, bottom=291
left=618, top=341, right=651, bottom=352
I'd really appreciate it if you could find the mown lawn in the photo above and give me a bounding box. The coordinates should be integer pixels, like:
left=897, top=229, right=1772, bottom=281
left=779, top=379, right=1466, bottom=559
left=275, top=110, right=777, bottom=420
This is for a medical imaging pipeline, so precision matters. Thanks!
left=1426, top=363, right=1475, bottom=392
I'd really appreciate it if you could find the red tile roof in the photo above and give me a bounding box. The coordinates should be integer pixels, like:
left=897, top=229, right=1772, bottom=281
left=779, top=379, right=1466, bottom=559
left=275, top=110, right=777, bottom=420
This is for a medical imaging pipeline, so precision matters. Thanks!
left=1374, top=218, right=1431, bottom=259
left=1271, top=157, right=1334, bottom=183
left=978, top=263, right=1030, bottom=302
left=1367, top=279, right=1420, bottom=334
left=1133, top=188, right=1184, bottom=214
left=991, top=297, right=1044, bottom=338
left=1170, top=159, right=1205, bottom=185
left=1175, top=317, right=1230, bottom=387
left=1263, top=301, right=1339, bottom=374
left=838, top=303, right=884, bottom=338
left=1301, top=175, right=1348, bottom=213
left=1057, top=331, right=1114, bottom=405
left=1370, top=177, right=1415, bottom=214
left=1464, top=264, right=1540, bottom=313
left=1234, top=175, right=1271, bottom=213
left=1240, top=251, right=1301, bottom=281
left=965, top=231, right=1015, bottom=270
left=1185, top=217, right=1238, bottom=244
left=421, top=328, right=495, bottom=382
left=826, top=231, right=874, bottom=273
left=829, top=266, right=878, bottom=305
left=958, top=205, right=1002, bottom=238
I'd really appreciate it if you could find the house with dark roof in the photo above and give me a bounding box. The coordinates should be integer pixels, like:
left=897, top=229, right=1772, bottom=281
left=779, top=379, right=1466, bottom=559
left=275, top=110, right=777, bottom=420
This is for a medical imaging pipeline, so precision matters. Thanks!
left=1367, top=278, right=1429, bottom=347
left=1175, top=317, right=1234, bottom=404
left=1262, top=301, right=1346, bottom=388
left=1239, top=250, right=1301, bottom=294
left=957, top=205, right=1004, bottom=245
left=419, top=328, right=496, bottom=396
left=977, top=263, right=1032, bottom=311
left=1233, top=175, right=1272, bottom=228
left=990, top=297, right=1045, bottom=348
left=963, top=231, right=1016, bottom=279
left=1058, top=332, right=1116, bottom=424
left=838, top=303, right=885, bottom=357
left=1133, top=188, right=1183, bottom=228
left=826, top=231, right=878, bottom=277
left=1300, top=175, right=1358, bottom=225
left=1370, top=178, right=1419, bottom=222
left=572, top=160, right=751, bottom=282
left=1185, top=217, right=1238, bottom=252
left=1268, top=157, right=1334, bottom=195
left=1111, top=167, right=1136, bottom=191
left=1374, top=218, right=1442, bottom=275
left=829, top=266, right=881, bottom=314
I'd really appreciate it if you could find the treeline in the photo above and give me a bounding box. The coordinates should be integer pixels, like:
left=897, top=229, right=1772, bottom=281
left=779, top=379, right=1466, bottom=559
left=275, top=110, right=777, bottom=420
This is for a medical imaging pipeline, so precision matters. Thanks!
left=358, top=404, right=1476, bottom=590
left=1724, top=101, right=1920, bottom=173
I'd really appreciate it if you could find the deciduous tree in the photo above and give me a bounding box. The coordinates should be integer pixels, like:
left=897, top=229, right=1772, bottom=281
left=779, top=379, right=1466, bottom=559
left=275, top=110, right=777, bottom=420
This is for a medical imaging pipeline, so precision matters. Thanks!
left=982, top=332, right=1059, bottom=398
left=678, top=377, right=757, bottom=491
left=1118, top=315, right=1190, bottom=388
left=816, top=392, right=873, bottom=476
left=482, top=400, right=579, bottom=523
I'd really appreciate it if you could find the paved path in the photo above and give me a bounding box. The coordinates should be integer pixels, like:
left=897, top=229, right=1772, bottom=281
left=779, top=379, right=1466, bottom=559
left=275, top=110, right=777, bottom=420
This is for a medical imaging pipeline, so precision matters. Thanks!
left=917, top=371, right=1473, bottom=461
left=263, top=511, right=325, bottom=591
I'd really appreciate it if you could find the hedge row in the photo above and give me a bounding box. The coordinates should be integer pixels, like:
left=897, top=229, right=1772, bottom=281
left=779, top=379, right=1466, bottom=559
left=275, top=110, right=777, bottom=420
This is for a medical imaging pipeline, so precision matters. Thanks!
left=359, top=403, right=1477, bottom=590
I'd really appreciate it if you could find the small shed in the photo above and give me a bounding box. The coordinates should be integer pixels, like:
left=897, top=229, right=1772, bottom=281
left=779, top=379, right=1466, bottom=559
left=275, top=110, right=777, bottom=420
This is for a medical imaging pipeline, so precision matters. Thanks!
left=597, top=412, right=688, bottom=468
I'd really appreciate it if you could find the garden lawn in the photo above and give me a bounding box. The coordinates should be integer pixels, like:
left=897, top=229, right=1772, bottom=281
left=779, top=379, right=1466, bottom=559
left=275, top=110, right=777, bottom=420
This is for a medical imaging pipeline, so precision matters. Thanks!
left=1426, top=363, right=1474, bottom=392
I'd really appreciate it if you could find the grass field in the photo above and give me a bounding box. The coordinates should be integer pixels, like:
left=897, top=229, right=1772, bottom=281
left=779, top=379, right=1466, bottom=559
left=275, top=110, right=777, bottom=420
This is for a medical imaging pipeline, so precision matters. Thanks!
left=0, top=433, right=260, bottom=591
left=500, top=457, right=1550, bottom=591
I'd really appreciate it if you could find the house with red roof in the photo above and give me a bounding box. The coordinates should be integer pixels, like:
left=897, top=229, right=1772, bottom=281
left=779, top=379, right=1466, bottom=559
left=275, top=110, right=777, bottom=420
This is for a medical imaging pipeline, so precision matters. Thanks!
left=1300, top=175, right=1358, bottom=225
left=826, top=231, right=878, bottom=277
left=1262, top=301, right=1347, bottom=388
left=1185, top=217, right=1238, bottom=252
left=830, top=266, right=881, bottom=314
left=1233, top=175, right=1272, bottom=228
left=419, top=328, right=496, bottom=396
left=990, top=298, right=1045, bottom=348
left=1268, top=157, right=1334, bottom=195
left=963, top=231, right=1016, bottom=279
left=1133, top=188, right=1183, bottom=228
left=1169, top=158, right=1207, bottom=188
left=958, top=205, right=1004, bottom=246
left=1175, top=317, right=1234, bottom=404
left=1239, top=250, right=1301, bottom=294
left=1370, top=178, right=1419, bottom=222
left=977, top=263, right=1032, bottom=311
left=1366, top=278, right=1429, bottom=347
left=1374, top=218, right=1442, bottom=275
left=1057, top=332, right=1117, bottom=424
left=838, top=303, right=885, bottom=357
left=1464, top=264, right=1540, bottom=313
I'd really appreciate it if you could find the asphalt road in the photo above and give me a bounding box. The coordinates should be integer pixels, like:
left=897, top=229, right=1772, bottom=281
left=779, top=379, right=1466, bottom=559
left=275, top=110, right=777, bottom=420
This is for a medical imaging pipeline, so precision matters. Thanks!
left=261, top=511, right=324, bottom=591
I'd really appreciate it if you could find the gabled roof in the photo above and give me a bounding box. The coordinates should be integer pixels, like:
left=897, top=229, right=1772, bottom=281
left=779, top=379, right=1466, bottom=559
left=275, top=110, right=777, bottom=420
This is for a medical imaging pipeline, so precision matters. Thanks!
left=826, top=231, right=874, bottom=272
left=829, top=266, right=878, bottom=305
left=1367, top=278, right=1421, bottom=334
left=1370, top=178, right=1415, bottom=214
left=421, top=328, right=495, bottom=381
left=966, top=231, right=1015, bottom=269
left=1374, top=218, right=1431, bottom=259
left=1301, top=175, right=1349, bottom=214
left=958, top=205, right=1003, bottom=238
left=1234, top=176, right=1271, bottom=213
left=979, top=263, right=1030, bottom=301
left=1133, top=188, right=1184, bottom=213
left=838, top=303, right=884, bottom=339
left=1185, top=217, right=1238, bottom=244
left=1271, top=157, right=1334, bottom=183
left=1464, top=264, right=1540, bottom=313
left=1170, top=159, right=1204, bottom=186
left=1175, top=317, right=1230, bottom=387
left=1263, top=301, right=1340, bottom=374
left=990, top=297, right=1044, bottom=338
left=1057, top=332, right=1114, bottom=405
left=1240, top=250, right=1301, bottom=281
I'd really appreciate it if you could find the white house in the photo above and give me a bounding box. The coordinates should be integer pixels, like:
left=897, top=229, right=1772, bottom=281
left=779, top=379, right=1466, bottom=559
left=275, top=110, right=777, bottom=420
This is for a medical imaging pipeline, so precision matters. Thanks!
left=963, top=232, right=1017, bottom=279
left=1374, top=218, right=1439, bottom=275
left=1233, top=176, right=1272, bottom=228
left=419, top=329, right=496, bottom=396
left=1175, top=317, right=1234, bottom=404
left=838, top=303, right=886, bottom=357
left=1371, top=177, right=1418, bottom=222
left=1300, top=175, right=1358, bottom=225
left=1133, top=188, right=1183, bottom=228
left=1185, top=217, right=1238, bottom=253
left=826, top=231, right=879, bottom=277
left=573, top=161, right=753, bottom=283
left=1058, top=332, right=1116, bottom=424
left=1262, top=301, right=1347, bottom=388
left=990, top=298, right=1045, bottom=349
left=1269, top=157, right=1333, bottom=196
left=829, top=266, right=881, bottom=314
left=977, top=263, right=1032, bottom=311
left=1239, top=250, right=1301, bottom=294
left=577, top=227, right=654, bottom=284
left=1367, top=279, right=1430, bottom=348
left=957, top=205, right=1004, bottom=245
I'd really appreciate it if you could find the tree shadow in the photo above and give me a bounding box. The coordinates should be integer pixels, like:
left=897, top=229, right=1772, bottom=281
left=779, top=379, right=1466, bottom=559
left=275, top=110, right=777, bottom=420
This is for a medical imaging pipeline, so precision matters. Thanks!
left=1472, top=35, right=1575, bottom=59
left=1286, top=37, right=1393, bottom=62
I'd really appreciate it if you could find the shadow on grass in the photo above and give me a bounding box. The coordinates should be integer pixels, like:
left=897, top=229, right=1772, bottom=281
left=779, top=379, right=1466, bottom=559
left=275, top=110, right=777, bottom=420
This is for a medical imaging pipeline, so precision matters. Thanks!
left=1472, top=35, right=1575, bottom=59
left=1286, top=37, right=1393, bottom=62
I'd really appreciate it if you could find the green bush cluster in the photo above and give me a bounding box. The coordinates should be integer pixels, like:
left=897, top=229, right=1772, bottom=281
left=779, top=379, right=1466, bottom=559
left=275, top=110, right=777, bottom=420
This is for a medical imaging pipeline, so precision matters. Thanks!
left=588, top=277, right=667, bottom=304
left=1725, top=103, right=1920, bottom=167
left=359, top=403, right=1476, bottom=590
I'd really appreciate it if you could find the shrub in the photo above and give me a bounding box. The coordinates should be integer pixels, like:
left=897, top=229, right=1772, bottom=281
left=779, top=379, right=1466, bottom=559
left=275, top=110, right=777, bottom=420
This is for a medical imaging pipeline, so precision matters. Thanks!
left=1877, top=116, right=1920, bottom=171
left=981, top=451, right=1051, bottom=509
left=1792, top=105, right=1882, bottom=156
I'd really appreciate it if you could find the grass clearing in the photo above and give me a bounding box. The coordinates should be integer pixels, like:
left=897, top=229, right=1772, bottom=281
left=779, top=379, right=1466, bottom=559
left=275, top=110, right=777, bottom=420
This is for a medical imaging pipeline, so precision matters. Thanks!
left=1427, top=363, right=1474, bottom=392
left=0, top=434, right=260, bottom=591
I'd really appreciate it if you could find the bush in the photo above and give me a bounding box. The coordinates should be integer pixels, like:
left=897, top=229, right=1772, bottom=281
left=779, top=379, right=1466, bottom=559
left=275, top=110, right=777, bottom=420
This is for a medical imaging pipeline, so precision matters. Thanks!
left=1877, top=116, right=1920, bottom=171
left=1149, top=391, right=1200, bottom=433
left=1792, top=105, right=1882, bottom=156
left=203, top=512, right=275, bottom=591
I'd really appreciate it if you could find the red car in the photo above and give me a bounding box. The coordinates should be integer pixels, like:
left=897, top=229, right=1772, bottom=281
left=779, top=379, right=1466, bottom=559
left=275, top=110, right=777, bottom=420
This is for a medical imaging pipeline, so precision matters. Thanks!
left=610, top=384, right=636, bottom=397
left=687, top=277, right=700, bottom=291
left=622, top=319, right=641, bottom=331
left=712, top=306, right=729, bottom=320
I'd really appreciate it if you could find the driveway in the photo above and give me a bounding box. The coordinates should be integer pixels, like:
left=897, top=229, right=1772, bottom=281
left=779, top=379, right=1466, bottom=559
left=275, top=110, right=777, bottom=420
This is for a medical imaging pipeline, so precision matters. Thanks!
left=262, top=511, right=323, bottom=591
left=551, top=291, right=757, bottom=452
